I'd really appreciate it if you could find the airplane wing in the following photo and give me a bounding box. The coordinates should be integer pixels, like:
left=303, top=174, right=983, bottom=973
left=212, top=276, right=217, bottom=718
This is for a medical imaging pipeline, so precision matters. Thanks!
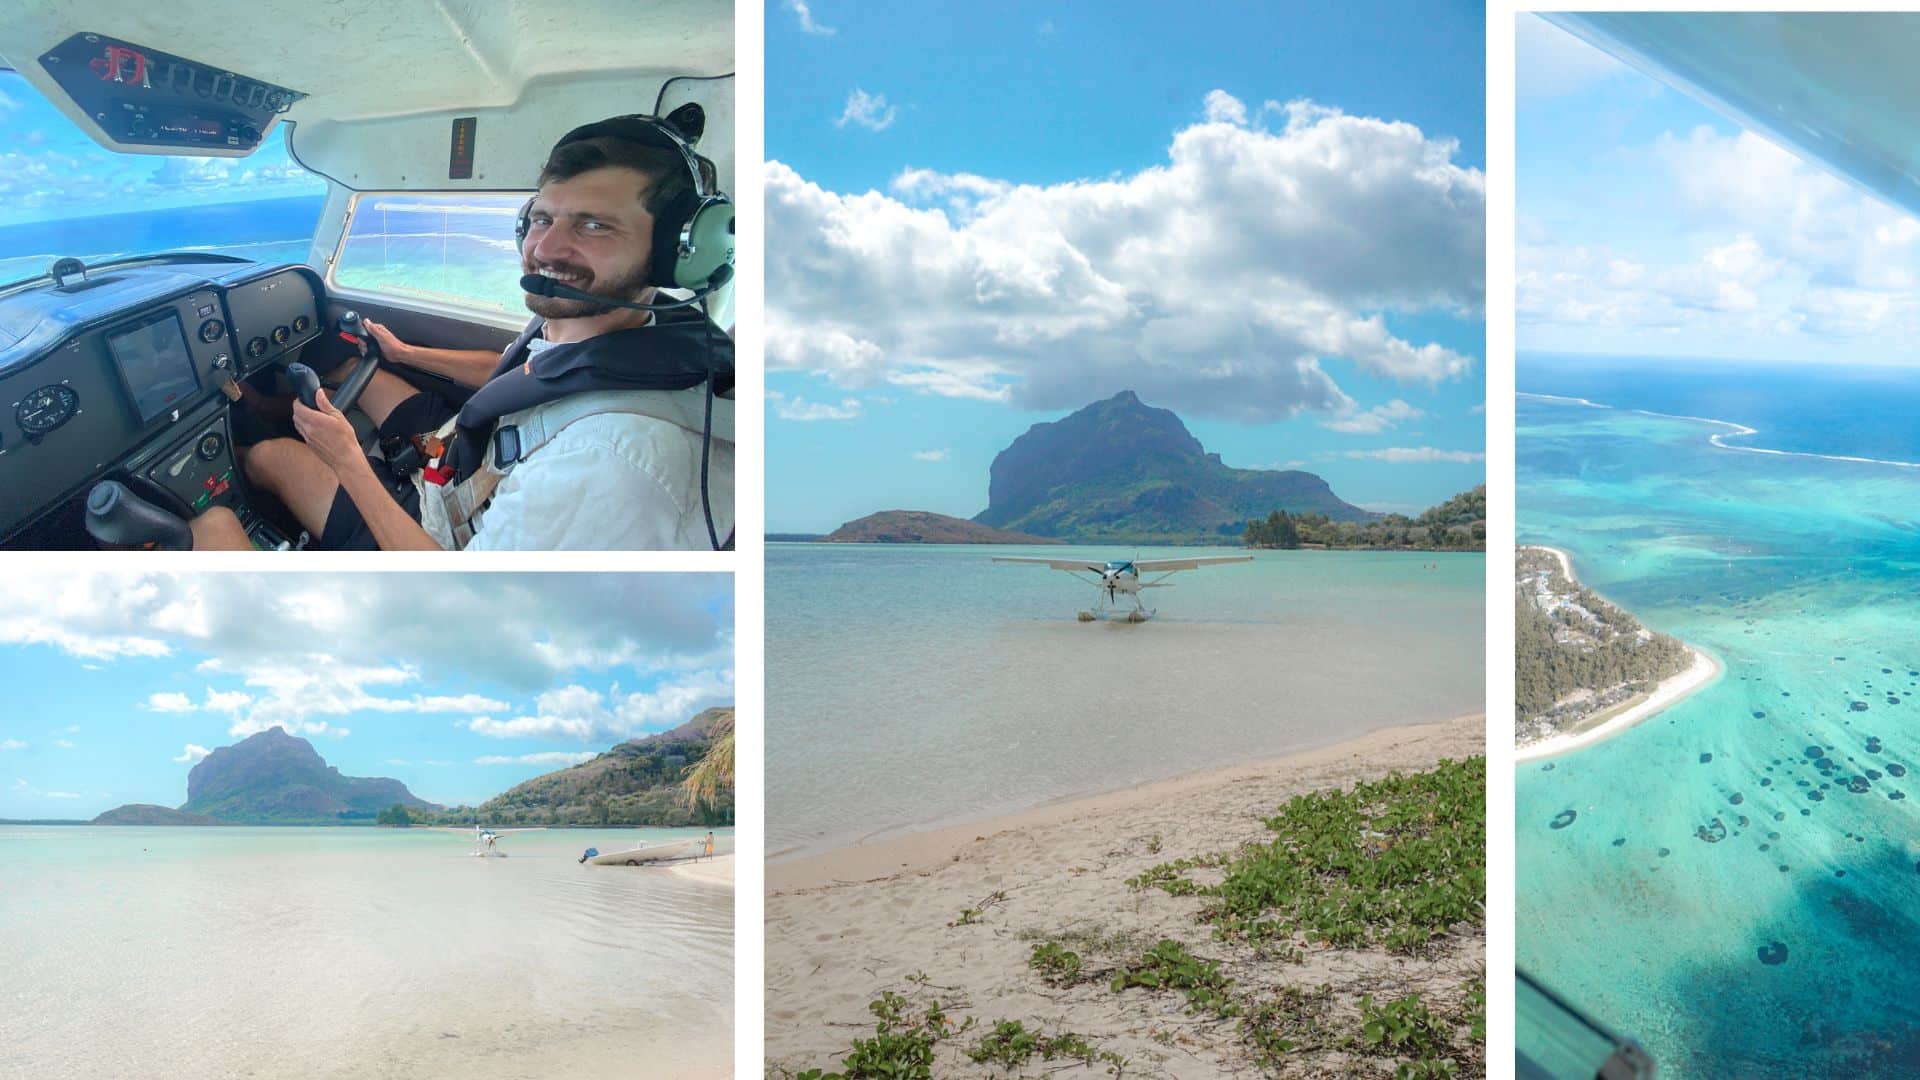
left=1128, top=556, right=1255, bottom=573
left=1548, top=14, right=1920, bottom=219
left=992, top=557, right=1105, bottom=572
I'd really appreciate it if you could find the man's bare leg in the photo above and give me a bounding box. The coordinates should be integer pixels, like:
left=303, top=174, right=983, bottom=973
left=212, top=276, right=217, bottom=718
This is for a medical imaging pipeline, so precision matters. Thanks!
left=241, top=438, right=342, bottom=538
left=319, top=362, right=422, bottom=429
left=188, top=506, right=254, bottom=550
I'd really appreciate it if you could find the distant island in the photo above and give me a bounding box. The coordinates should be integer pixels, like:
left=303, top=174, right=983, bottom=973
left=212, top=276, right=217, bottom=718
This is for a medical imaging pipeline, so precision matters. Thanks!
left=824, top=511, right=1062, bottom=545
left=799, top=391, right=1487, bottom=547
left=1515, top=546, right=1696, bottom=749
left=88, top=707, right=734, bottom=828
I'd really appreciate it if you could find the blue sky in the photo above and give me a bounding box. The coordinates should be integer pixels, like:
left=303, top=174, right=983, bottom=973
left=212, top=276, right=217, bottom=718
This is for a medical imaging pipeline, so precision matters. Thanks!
left=1518, top=15, right=1920, bottom=364
left=0, top=574, right=733, bottom=819
left=0, top=69, right=323, bottom=227
left=766, top=1, right=1488, bottom=531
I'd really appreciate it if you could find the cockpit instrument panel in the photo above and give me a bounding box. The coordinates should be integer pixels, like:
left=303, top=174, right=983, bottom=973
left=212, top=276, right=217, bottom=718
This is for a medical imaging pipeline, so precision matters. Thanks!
left=37, top=33, right=307, bottom=153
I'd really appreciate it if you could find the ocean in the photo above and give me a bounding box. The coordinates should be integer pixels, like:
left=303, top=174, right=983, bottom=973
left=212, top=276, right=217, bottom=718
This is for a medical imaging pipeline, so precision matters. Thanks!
left=0, top=194, right=532, bottom=318
left=0, top=825, right=732, bottom=1079
left=1516, top=359, right=1920, bottom=1077
left=765, top=543, right=1484, bottom=859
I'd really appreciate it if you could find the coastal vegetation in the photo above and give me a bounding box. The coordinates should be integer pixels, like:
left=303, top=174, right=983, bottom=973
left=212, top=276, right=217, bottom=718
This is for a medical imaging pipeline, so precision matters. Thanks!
left=782, top=757, right=1486, bottom=1078
left=1244, top=486, right=1485, bottom=551
left=1514, top=547, right=1689, bottom=743
left=458, top=707, right=734, bottom=827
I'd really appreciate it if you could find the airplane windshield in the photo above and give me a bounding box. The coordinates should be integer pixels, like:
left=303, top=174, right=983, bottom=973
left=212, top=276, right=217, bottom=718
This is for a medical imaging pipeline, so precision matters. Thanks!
left=0, top=69, right=326, bottom=283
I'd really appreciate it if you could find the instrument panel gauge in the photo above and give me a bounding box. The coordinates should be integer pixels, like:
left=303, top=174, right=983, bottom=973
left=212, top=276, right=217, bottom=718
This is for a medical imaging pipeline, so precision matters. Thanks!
left=16, top=384, right=78, bottom=436
left=291, top=315, right=311, bottom=333
left=246, top=336, right=269, bottom=359
left=271, top=325, right=291, bottom=345
left=198, top=318, right=226, bottom=343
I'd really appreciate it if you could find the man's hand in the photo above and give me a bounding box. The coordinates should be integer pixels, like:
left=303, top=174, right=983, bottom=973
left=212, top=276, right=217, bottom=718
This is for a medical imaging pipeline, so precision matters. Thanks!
left=291, top=388, right=366, bottom=477
left=361, top=319, right=416, bottom=365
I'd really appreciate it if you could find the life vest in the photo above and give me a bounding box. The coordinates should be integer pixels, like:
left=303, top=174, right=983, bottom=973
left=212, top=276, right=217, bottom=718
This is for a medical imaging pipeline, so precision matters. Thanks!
left=410, top=311, right=733, bottom=549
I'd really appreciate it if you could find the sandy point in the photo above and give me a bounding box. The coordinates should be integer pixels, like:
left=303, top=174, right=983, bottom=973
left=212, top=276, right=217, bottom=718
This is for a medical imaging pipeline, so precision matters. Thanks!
left=1517, top=646, right=1722, bottom=764
left=667, top=851, right=734, bottom=888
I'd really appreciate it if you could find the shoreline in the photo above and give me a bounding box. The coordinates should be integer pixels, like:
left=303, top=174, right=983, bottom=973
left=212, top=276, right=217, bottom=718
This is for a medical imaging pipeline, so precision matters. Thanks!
left=769, top=712, right=1483, bottom=893
left=1515, top=544, right=1722, bottom=763
left=666, top=850, right=734, bottom=887
left=766, top=712, right=1486, bottom=1076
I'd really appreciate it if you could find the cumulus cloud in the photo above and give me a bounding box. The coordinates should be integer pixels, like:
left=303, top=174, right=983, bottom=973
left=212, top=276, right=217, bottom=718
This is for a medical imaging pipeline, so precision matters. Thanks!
left=469, top=670, right=734, bottom=744
left=785, top=0, right=835, bottom=35
left=770, top=92, right=1482, bottom=423
left=1324, top=399, right=1424, bottom=434
left=911, top=448, right=949, bottom=461
left=1344, top=447, right=1484, bottom=464
left=173, top=744, right=211, bottom=764
left=837, top=88, right=898, bottom=131
left=1521, top=124, right=1920, bottom=348
left=53, top=740, right=74, bottom=750
left=0, top=739, right=24, bottom=751
left=144, top=692, right=195, bottom=713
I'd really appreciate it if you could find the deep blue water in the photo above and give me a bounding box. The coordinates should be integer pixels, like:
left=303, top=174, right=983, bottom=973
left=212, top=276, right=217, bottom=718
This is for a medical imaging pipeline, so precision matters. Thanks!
left=1522, top=352, right=1920, bottom=465
left=0, top=195, right=325, bottom=279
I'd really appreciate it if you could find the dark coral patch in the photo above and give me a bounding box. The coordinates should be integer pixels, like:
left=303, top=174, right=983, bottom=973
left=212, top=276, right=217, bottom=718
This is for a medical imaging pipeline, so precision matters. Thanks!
left=1806, top=746, right=1825, bottom=759
left=1892, top=791, right=1907, bottom=801
left=1700, top=753, right=1713, bottom=764
left=1658, top=847, right=1671, bottom=857
left=1729, top=793, right=1744, bottom=805
left=1852, top=701, right=1871, bottom=712
left=1550, top=810, right=1577, bottom=830
left=1612, top=837, right=1626, bottom=847
left=1848, top=777, right=1873, bottom=794
left=1889, top=763, right=1908, bottom=777
left=1752, top=711, right=1766, bottom=719
left=1758, top=942, right=1789, bottom=965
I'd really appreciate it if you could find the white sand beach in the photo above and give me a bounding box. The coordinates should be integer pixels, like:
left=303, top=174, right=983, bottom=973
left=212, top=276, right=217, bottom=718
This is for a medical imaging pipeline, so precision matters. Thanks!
left=766, top=713, right=1486, bottom=1077
left=668, top=851, right=735, bottom=888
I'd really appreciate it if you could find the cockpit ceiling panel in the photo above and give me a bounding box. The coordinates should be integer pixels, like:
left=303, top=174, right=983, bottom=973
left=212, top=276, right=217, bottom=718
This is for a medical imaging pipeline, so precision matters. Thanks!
left=292, top=72, right=736, bottom=194
left=0, top=0, right=729, bottom=157
left=1550, top=12, right=1920, bottom=221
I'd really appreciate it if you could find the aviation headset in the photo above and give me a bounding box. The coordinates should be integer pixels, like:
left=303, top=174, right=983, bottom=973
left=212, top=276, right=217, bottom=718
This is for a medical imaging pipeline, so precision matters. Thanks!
left=513, top=112, right=735, bottom=294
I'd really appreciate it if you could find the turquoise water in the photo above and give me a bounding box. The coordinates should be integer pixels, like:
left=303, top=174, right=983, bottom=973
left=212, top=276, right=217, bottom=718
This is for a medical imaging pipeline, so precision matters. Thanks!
left=0, top=826, right=732, bottom=1078
left=1517, top=390, right=1920, bottom=1076
left=767, top=543, right=1484, bottom=858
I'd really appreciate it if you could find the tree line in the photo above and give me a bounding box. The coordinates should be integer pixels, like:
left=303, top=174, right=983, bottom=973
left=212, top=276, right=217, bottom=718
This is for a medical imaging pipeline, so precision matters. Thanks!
left=1244, top=486, right=1485, bottom=551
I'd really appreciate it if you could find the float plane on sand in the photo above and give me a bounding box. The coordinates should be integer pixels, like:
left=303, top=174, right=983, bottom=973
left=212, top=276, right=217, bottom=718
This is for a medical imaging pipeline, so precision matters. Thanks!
left=993, top=555, right=1253, bottom=622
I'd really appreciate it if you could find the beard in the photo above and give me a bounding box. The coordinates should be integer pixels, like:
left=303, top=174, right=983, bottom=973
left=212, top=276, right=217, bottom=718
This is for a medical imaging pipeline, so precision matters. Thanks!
left=522, top=257, right=653, bottom=319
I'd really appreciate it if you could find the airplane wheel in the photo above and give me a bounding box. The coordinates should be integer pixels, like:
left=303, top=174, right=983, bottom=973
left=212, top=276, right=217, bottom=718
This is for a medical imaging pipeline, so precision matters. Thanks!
left=626, top=858, right=640, bottom=866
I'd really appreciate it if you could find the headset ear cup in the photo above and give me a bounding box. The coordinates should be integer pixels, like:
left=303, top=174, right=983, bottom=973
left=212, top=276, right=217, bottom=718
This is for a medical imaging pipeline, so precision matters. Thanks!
left=667, top=197, right=735, bottom=290
left=515, top=197, right=535, bottom=253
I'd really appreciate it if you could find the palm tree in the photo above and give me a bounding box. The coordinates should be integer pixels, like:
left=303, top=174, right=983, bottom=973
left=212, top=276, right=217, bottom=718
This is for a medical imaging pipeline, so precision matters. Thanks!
left=680, top=712, right=735, bottom=813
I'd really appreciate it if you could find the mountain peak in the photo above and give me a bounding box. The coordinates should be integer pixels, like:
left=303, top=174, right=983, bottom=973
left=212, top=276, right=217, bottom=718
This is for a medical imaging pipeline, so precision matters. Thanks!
left=179, top=726, right=438, bottom=824
left=974, top=392, right=1372, bottom=541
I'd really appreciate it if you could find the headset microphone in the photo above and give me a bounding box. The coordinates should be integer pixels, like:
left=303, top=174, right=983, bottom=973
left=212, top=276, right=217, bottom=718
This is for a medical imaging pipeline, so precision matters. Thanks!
left=518, top=265, right=732, bottom=313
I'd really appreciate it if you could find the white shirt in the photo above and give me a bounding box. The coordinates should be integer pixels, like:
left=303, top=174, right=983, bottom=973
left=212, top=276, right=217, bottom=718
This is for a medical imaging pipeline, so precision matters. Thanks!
left=462, top=391, right=734, bottom=551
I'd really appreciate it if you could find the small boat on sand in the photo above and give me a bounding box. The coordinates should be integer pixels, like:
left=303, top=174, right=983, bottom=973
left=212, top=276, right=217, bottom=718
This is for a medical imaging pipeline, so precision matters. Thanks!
left=579, top=838, right=702, bottom=866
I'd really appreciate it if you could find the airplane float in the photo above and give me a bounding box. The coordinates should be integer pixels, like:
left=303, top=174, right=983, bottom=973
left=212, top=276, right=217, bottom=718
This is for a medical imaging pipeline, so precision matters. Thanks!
left=992, top=554, right=1253, bottom=622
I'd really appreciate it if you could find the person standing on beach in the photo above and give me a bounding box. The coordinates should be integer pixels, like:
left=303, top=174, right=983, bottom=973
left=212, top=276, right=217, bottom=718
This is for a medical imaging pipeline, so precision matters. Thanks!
left=703, top=831, right=715, bottom=860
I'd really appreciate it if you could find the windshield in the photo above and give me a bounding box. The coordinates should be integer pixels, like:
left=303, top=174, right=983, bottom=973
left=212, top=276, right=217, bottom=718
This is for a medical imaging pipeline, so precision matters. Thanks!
left=0, top=69, right=326, bottom=283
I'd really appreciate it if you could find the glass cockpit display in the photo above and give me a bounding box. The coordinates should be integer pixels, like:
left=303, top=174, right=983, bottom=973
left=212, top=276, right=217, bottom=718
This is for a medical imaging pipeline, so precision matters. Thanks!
left=106, top=312, right=200, bottom=423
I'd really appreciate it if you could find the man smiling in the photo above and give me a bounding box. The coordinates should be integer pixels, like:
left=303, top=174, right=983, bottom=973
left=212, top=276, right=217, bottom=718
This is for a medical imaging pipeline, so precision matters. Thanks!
left=198, top=114, right=735, bottom=551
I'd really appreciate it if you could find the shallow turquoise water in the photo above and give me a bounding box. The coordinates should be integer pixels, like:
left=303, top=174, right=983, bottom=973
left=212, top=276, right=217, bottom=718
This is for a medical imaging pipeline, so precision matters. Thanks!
left=1517, top=393, right=1920, bottom=1076
left=768, top=543, right=1484, bottom=857
left=0, top=826, right=732, bottom=1078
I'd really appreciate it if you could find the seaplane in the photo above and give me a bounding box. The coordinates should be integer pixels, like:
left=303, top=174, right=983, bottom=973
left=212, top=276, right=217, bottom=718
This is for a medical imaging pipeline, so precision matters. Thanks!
left=440, top=824, right=544, bottom=858
left=992, top=554, right=1253, bottom=622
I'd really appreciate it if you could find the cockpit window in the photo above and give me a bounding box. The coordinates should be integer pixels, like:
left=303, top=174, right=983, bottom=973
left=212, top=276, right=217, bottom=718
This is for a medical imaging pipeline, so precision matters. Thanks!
left=0, top=70, right=325, bottom=283
left=327, top=191, right=532, bottom=319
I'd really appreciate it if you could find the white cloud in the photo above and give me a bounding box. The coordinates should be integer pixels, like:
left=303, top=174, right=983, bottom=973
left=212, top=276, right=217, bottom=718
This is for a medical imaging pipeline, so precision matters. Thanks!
left=44, top=791, right=80, bottom=799
left=776, top=396, right=863, bottom=421
left=770, top=92, right=1481, bottom=423
left=172, top=744, right=211, bottom=764
left=144, top=692, right=195, bottom=713
left=1344, top=447, right=1485, bottom=464
left=0, top=739, right=24, bottom=751
left=474, top=752, right=598, bottom=767
left=53, top=740, right=74, bottom=750
left=911, top=448, right=950, bottom=461
left=469, top=670, right=733, bottom=744
left=837, top=88, right=898, bottom=132
left=1324, top=399, right=1424, bottom=434
left=785, top=0, right=835, bottom=35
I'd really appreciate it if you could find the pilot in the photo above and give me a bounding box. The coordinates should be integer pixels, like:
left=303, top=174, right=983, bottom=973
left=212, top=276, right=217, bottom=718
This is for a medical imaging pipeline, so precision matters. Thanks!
left=193, top=113, right=734, bottom=551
